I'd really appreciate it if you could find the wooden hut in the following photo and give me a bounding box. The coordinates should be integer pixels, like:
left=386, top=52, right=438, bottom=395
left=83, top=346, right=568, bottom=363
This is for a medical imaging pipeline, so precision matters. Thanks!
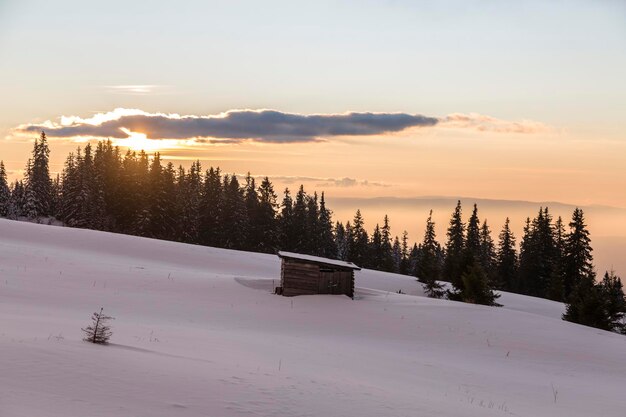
left=276, top=251, right=361, bottom=298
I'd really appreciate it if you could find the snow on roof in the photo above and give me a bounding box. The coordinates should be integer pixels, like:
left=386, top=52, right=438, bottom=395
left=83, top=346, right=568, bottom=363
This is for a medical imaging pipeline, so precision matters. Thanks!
left=277, top=251, right=361, bottom=270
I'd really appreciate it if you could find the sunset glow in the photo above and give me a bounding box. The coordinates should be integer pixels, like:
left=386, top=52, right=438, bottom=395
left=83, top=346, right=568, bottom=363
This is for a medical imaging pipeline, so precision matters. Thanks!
left=115, top=128, right=180, bottom=152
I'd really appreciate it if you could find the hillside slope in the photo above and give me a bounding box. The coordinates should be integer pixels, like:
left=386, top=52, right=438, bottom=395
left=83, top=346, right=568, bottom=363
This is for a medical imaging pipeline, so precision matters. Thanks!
left=0, top=219, right=624, bottom=417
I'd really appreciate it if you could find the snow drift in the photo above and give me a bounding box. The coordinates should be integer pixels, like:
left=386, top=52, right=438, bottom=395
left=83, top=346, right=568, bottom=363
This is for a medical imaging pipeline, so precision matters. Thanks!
left=0, top=219, right=624, bottom=417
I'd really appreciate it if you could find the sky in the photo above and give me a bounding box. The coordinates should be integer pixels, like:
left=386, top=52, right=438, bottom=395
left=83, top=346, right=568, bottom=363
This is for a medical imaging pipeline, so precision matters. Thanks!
left=1, top=1, right=625, bottom=216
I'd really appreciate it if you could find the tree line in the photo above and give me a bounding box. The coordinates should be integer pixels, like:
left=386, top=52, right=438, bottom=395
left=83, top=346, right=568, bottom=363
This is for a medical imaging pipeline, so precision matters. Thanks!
left=0, top=132, right=624, bottom=333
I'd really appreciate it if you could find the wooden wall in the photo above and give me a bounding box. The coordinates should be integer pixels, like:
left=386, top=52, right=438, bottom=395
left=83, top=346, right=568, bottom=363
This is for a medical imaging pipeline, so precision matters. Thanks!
left=280, top=259, right=354, bottom=298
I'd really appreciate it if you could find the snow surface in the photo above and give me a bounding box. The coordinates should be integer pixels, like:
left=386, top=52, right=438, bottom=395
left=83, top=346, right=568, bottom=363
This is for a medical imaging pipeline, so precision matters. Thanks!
left=1, top=219, right=625, bottom=417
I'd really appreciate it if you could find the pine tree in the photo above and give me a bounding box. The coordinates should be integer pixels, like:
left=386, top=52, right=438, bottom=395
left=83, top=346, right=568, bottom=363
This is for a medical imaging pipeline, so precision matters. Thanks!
left=317, top=192, right=336, bottom=258
left=278, top=188, right=296, bottom=251
left=305, top=192, right=320, bottom=255
left=563, top=275, right=608, bottom=330
left=465, top=204, right=481, bottom=261
left=349, top=210, right=369, bottom=267
left=116, top=150, right=143, bottom=232
left=399, top=231, right=410, bottom=275
left=495, top=218, right=518, bottom=291
left=93, top=140, right=122, bottom=230
left=59, top=151, right=80, bottom=225
left=199, top=167, right=223, bottom=247
left=23, top=131, right=52, bottom=218
left=50, top=174, right=61, bottom=219
left=416, top=210, right=444, bottom=298
left=392, top=236, right=402, bottom=273
left=220, top=174, right=248, bottom=249
left=458, top=261, right=501, bottom=306
left=256, top=177, right=279, bottom=253
left=443, top=200, right=465, bottom=286
left=600, top=270, right=626, bottom=334
left=370, top=224, right=384, bottom=269
left=517, top=217, right=533, bottom=293
left=380, top=215, right=394, bottom=272
left=138, top=153, right=172, bottom=238
left=518, top=208, right=556, bottom=297
left=479, top=220, right=497, bottom=286
left=244, top=173, right=261, bottom=251
left=563, top=208, right=594, bottom=300
left=82, top=307, right=114, bottom=344
left=335, top=221, right=349, bottom=260
left=177, top=161, right=202, bottom=243
left=0, top=161, right=10, bottom=217
left=160, top=162, right=178, bottom=240
left=291, top=185, right=309, bottom=253
left=82, top=143, right=106, bottom=230
left=8, top=180, right=25, bottom=219
left=547, top=216, right=567, bottom=301
left=407, top=243, right=420, bottom=277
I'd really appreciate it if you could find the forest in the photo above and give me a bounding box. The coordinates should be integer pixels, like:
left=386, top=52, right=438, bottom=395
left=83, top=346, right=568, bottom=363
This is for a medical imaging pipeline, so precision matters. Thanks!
left=1, top=132, right=624, bottom=333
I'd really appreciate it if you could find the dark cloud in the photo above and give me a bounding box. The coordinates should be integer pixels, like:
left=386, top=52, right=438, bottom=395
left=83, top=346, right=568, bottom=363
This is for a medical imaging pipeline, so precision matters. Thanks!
left=17, top=109, right=439, bottom=143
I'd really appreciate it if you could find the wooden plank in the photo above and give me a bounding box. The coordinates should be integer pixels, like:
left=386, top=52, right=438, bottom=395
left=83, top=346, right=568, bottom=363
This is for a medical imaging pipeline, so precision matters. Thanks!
left=285, top=266, right=319, bottom=274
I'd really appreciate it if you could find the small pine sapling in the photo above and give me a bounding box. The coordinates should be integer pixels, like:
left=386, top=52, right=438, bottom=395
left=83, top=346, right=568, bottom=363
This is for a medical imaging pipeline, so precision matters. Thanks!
left=82, top=307, right=114, bottom=344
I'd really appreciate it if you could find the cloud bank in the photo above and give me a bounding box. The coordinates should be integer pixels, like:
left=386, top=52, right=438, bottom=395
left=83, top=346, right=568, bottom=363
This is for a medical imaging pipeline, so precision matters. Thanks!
left=16, top=109, right=438, bottom=143
left=264, top=175, right=389, bottom=188
left=442, top=113, right=550, bottom=134
left=14, top=108, right=549, bottom=144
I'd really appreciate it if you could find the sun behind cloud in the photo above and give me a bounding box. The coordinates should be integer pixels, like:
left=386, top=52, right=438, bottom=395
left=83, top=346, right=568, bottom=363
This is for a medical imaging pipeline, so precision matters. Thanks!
left=115, top=128, right=180, bottom=152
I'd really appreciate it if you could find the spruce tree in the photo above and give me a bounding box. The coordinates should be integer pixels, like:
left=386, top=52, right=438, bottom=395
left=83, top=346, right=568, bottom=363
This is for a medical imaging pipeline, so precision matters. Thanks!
left=93, top=139, right=121, bottom=230
left=82, top=143, right=107, bottom=230
left=458, top=261, right=501, bottom=306
left=407, top=243, right=420, bottom=277
left=317, top=192, right=336, bottom=258
left=139, top=153, right=171, bottom=238
left=495, top=218, right=518, bottom=291
left=392, top=236, right=402, bottom=273
left=50, top=174, right=61, bottom=219
left=399, top=231, right=410, bottom=275
left=305, top=192, right=320, bottom=255
left=278, top=188, right=296, bottom=251
left=82, top=308, right=114, bottom=344
left=479, top=219, right=497, bottom=286
left=59, top=151, right=79, bottom=225
left=370, top=224, right=384, bottom=269
left=600, top=270, right=626, bottom=334
left=177, top=161, right=202, bottom=243
left=23, top=131, right=52, bottom=218
left=220, top=174, right=248, bottom=249
left=349, top=210, right=369, bottom=267
left=256, top=177, right=279, bottom=253
left=117, top=150, right=142, bottom=232
left=199, top=167, right=223, bottom=247
left=547, top=216, right=566, bottom=301
left=0, top=161, right=10, bottom=217
left=292, top=185, right=309, bottom=253
left=380, top=215, right=394, bottom=272
left=563, top=208, right=594, bottom=300
left=443, top=200, right=465, bottom=286
left=518, top=208, right=556, bottom=297
left=8, top=181, right=25, bottom=219
left=160, top=162, right=178, bottom=240
left=416, top=210, right=444, bottom=298
left=563, top=274, right=609, bottom=330
left=335, top=221, right=349, bottom=260
left=465, top=204, right=481, bottom=261
left=244, top=173, right=261, bottom=251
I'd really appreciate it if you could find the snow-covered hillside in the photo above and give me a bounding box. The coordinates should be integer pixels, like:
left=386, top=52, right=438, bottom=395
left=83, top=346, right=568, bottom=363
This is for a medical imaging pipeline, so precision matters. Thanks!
left=1, top=219, right=624, bottom=417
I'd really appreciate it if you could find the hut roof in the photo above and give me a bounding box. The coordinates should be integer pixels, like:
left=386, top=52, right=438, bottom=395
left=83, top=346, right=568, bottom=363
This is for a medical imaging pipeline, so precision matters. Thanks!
left=277, top=251, right=361, bottom=271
